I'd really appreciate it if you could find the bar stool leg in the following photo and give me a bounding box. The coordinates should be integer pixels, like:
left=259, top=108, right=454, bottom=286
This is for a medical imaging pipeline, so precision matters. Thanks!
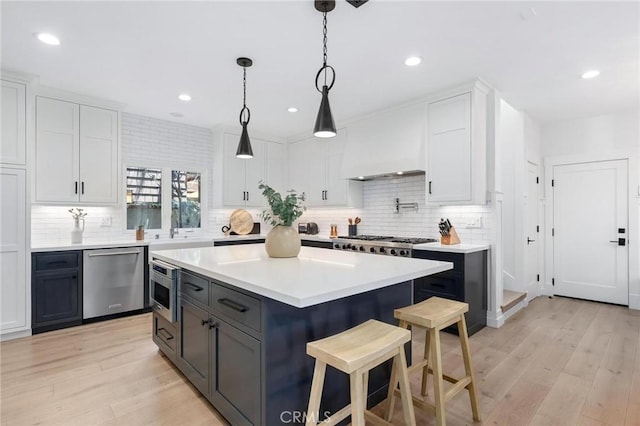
left=458, top=316, right=481, bottom=422
left=350, top=369, right=366, bottom=426
left=385, top=351, right=399, bottom=421
left=430, top=327, right=446, bottom=426
left=421, top=328, right=431, bottom=396
left=363, top=370, right=369, bottom=409
left=396, top=347, right=417, bottom=426
left=305, top=361, right=327, bottom=426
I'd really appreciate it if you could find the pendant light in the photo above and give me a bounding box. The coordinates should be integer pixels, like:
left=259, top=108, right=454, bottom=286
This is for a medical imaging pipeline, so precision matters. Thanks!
left=236, top=57, right=254, bottom=158
left=313, top=1, right=337, bottom=138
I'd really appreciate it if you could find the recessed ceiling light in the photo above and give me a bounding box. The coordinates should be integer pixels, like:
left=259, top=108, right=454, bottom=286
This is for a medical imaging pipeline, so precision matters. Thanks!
left=178, top=94, right=191, bottom=102
left=170, top=112, right=184, bottom=118
left=581, top=70, right=600, bottom=79
left=34, top=32, right=60, bottom=46
left=396, top=171, right=404, bottom=175
left=287, top=107, right=299, bottom=113
left=358, top=176, right=364, bottom=180
left=404, top=56, right=422, bottom=67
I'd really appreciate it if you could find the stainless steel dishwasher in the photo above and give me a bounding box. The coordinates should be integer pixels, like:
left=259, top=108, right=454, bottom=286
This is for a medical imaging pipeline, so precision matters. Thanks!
left=83, top=246, right=145, bottom=319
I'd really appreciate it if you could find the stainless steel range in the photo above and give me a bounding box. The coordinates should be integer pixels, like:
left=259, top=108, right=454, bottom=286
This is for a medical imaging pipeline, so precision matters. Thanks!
left=332, top=235, right=438, bottom=257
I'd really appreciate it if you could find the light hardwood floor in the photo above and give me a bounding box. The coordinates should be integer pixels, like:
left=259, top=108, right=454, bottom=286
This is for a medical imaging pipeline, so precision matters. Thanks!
left=1, top=297, right=639, bottom=425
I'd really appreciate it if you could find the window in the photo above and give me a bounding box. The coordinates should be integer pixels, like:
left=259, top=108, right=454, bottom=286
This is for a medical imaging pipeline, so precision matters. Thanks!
left=171, top=170, right=201, bottom=229
left=126, top=167, right=162, bottom=229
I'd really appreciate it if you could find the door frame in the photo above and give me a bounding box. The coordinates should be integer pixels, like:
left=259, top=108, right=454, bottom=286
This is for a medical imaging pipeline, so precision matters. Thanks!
left=543, top=151, right=639, bottom=309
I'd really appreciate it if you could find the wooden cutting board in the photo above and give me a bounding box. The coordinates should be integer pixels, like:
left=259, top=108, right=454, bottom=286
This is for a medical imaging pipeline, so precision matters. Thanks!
left=229, top=209, right=254, bottom=235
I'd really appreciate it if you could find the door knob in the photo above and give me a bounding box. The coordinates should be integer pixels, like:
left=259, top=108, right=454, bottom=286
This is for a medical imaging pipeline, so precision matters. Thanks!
left=527, top=237, right=535, bottom=244
left=610, top=238, right=626, bottom=246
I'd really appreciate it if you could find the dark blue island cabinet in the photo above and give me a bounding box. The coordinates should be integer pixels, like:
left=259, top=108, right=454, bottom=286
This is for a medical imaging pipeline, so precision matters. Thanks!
left=156, top=269, right=412, bottom=426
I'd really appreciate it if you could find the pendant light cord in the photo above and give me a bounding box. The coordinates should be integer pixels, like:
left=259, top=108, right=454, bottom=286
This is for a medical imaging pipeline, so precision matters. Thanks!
left=240, top=65, right=250, bottom=125
left=322, top=11, right=328, bottom=86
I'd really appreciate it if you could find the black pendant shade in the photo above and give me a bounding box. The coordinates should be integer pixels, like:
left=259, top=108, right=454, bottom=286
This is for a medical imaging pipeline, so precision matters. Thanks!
left=236, top=122, right=253, bottom=158
left=314, top=85, right=336, bottom=138
left=236, top=57, right=253, bottom=159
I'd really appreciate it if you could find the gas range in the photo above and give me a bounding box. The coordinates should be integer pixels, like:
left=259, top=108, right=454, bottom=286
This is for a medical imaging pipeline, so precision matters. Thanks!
left=332, top=235, right=438, bottom=257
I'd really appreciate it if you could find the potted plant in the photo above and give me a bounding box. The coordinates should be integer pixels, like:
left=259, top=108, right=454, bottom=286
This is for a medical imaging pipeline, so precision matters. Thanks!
left=259, top=181, right=306, bottom=258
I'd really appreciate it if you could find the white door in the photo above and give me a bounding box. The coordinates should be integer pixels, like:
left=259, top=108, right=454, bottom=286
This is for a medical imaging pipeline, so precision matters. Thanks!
left=427, top=92, right=471, bottom=203
left=1, top=80, right=26, bottom=165
left=0, top=168, right=27, bottom=333
left=79, top=105, right=118, bottom=204
left=553, top=160, right=628, bottom=305
left=223, top=133, right=249, bottom=206
left=36, top=97, right=80, bottom=202
left=525, top=161, right=539, bottom=298
left=243, top=138, right=265, bottom=207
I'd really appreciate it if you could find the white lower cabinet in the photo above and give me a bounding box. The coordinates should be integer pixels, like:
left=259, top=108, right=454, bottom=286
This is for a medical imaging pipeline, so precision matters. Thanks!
left=0, top=168, right=28, bottom=335
left=288, top=129, right=362, bottom=208
left=35, top=96, right=119, bottom=204
left=426, top=82, right=488, bottom=205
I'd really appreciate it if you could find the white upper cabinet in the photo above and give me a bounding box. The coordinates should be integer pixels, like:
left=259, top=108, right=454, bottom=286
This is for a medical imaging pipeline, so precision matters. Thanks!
left=35, top=96, right=119, bottom=204
left=288, top=129, right=362, bottom=208
left=222, top=132, right=266, bottom=207
left=265, top=140, right=285, bottom=195
left=342, top=103, right=426, bottom=179
left=426, top=82, right=488, bottom=205
left=1, top=80, right=26, bottom=166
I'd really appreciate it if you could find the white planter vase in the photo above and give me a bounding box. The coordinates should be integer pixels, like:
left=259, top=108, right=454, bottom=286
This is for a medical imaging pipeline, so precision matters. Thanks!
left=265, top=225, right=301, bottom=258
left=71, top=218, right=84, bottom=244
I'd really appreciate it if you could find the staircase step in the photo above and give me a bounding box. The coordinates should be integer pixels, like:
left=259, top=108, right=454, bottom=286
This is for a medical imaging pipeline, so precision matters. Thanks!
left=501, top=290, right=526, bottom=313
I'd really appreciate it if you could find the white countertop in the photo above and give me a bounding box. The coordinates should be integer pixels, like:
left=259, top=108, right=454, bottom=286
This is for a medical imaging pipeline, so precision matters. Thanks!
left=151, top=244, right=452, bottom=308
left=413, top=242, right=490, bottom=254
left=31, top=237, right=215, bottom=252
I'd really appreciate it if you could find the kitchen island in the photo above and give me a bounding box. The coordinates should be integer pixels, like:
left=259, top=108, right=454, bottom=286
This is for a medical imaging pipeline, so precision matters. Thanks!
left=151, top=244, right=451, bottom=425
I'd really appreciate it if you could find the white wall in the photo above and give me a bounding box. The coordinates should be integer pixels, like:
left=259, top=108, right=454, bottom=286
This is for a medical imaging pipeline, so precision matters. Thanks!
left=541, top=109, right=640, bottom=309
left=500, top=100, right=525, bottom=294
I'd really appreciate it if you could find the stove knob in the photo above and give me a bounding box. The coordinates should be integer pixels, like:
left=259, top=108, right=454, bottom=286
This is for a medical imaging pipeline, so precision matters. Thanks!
left=359, top=246, right=365, bottom=252
left=399, top=250, right=406, bottom=256
left=334, top=244, right=340, bottom=249
left=342, top=244, right=348, bottom=249
left=390, top=249, right=397, bottom=256
left=351, top=246, right=358, bottom=251
left=379, top=247, right=386, bottom=253
left=370, top=247, right=375, bottom=253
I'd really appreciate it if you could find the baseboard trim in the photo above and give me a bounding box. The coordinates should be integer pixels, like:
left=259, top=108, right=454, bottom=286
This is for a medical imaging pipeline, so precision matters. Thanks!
left=486, top=311, right=504, bottom=328
left=0, top=328, right=32, bottom=342
left=629, top=293, right=640, bottom=310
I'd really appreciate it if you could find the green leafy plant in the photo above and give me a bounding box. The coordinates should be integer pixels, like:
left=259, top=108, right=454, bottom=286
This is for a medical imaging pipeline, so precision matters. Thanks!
left=259, top=181, right=305, bottom=227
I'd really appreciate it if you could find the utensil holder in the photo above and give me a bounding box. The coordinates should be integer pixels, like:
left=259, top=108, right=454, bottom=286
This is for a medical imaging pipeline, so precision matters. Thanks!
left=441, top=226, right=461, bottom=245
left=348, top=225, right=357, bottom=236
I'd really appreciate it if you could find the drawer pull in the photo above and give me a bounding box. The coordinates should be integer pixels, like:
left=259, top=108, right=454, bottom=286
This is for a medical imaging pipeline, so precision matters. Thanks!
left=431, top=283, right=446, bottom=288
left=157, top=328, right=174, bottom=341
left=218, top=298, right=248, bottom=313
left=184, top=281, right=204, bottom=292
left=47, top=260, right=69, bottom=266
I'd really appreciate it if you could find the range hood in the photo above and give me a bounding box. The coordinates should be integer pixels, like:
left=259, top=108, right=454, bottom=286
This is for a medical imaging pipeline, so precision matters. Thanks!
left=340, top=102, right=426, bottom=180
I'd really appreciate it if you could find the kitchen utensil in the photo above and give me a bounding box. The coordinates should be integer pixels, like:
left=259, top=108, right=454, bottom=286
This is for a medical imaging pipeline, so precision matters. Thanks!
left=354, top=217, right=361, bottom=225
left=348, top=218, right=353, bottom=225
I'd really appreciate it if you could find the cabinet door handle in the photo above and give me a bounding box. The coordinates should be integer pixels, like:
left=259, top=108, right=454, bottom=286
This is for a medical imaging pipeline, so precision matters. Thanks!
left=184, top=281, right=204, bottom=292
left=201, top=319, right=209, bottom=326
left=324, top=190, right=328, bottom=200
left=157, top=328, right=174, bottom=341
left=431, top=282, right=446, bottom=288
left=246, top=191, right=249, bottom=201
left=527, top=237, right=535, bottom=244
left=81, top=182, right=85, bottom=194
left=428, top=181, right=432, bottom=194
left=75, top=181, right=78, bottom=194
left=218, top=298, right=248, bottom=313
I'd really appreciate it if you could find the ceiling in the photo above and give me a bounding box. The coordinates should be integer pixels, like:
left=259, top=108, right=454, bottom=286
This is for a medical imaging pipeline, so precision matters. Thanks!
left=2, top=1, right=638, bottom=139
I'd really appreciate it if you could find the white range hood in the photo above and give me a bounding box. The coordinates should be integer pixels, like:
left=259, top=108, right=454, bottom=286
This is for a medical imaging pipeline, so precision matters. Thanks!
left=340, top=102, right=426, bottom=179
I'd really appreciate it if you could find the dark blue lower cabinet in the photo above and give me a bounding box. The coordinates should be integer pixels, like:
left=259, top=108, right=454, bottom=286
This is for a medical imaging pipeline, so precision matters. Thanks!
left=164, top=275, right=413, bottom=425
left=32, top=251, right=83, bottom=334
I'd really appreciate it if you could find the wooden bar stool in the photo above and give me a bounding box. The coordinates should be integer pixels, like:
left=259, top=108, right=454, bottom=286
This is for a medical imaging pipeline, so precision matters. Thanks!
left=386, top=297, right=480, bottom=426
left=305, top=319, right=416, bottom=426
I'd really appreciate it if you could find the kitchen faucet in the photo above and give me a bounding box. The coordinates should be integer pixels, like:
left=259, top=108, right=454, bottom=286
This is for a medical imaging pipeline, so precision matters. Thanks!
left=169, top=227, right=179, bottom=239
